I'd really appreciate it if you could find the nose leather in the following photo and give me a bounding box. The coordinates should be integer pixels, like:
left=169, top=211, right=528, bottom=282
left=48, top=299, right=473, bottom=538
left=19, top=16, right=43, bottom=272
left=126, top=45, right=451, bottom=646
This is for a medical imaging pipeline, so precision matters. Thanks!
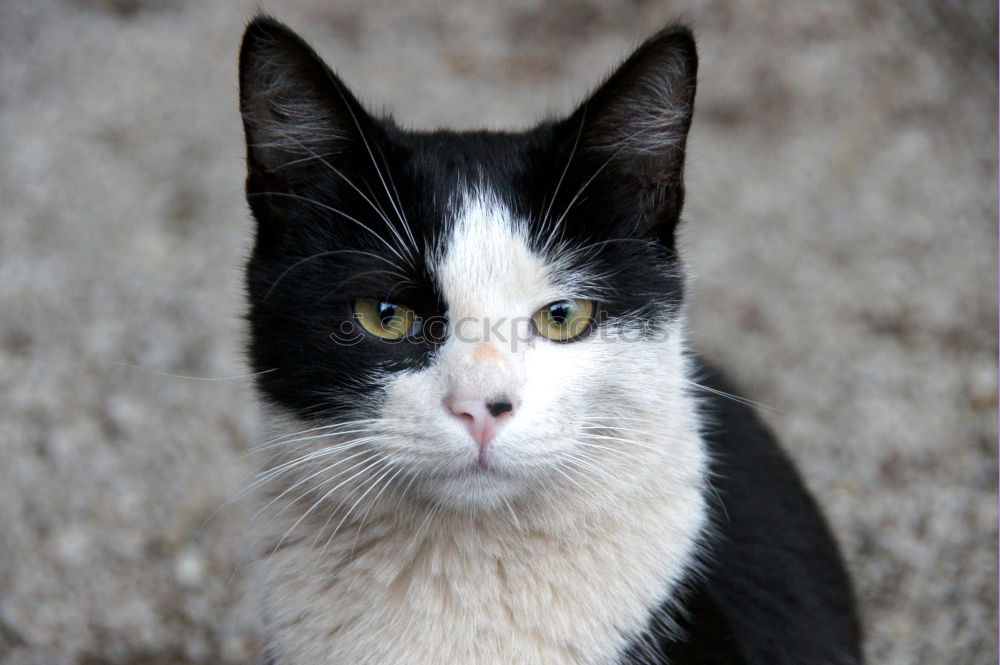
left=447, top=398, right=514, bottom=452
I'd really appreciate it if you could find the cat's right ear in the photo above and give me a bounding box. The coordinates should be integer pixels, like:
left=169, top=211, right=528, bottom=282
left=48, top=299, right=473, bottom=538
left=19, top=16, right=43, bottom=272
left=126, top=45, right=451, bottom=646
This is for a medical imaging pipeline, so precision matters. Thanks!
left=554, top=26, right=698, bottom=244
left=238, top=16, right=374, bottom=176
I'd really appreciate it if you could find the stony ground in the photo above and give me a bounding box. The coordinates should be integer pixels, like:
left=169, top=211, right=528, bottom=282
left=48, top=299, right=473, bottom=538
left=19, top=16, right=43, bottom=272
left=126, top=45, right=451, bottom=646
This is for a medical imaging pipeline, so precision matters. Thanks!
left=0, top=1, right=995, bottom=664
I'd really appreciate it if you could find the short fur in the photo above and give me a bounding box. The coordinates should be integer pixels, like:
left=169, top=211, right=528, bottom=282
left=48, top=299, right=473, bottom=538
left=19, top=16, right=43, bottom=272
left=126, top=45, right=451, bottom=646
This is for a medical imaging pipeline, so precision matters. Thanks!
left=238, top=16, right=861, bottom=665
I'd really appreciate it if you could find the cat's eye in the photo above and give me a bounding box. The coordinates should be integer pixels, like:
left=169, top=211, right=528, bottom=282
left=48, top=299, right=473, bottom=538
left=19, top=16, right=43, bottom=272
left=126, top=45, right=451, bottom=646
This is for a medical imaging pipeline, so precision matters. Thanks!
left=532, top=299, right=595, bottom=342
left=353, top=300, right=419, bottom=340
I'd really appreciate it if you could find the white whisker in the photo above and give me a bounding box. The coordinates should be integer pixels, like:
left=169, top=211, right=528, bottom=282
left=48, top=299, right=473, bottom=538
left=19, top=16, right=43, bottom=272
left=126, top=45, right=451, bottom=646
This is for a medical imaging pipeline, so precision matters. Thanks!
left=248, top=191, right=410, bottom=273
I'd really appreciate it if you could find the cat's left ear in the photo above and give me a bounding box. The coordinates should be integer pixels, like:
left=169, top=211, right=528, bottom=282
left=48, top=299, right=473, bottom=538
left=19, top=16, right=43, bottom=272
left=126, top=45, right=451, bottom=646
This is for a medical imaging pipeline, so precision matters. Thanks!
left=238, top=16, right=379, bottom=177
left=556, top=27, right=697, bottom=242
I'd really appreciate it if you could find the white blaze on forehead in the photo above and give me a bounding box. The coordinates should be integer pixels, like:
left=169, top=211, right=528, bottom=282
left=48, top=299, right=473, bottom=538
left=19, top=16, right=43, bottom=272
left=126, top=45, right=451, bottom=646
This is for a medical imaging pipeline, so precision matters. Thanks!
left=436, top=191, right=553, bottom=322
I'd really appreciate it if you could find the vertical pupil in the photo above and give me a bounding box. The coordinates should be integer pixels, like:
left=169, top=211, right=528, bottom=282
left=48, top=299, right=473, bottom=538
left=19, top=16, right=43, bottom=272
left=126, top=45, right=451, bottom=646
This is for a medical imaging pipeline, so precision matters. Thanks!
left=550, top=302, right=572, bottom=325
left=377, top=302, right=397, bottom=325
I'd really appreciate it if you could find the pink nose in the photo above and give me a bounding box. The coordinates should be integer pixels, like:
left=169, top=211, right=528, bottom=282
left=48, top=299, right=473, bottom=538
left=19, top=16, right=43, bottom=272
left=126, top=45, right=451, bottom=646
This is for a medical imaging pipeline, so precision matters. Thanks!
left=447, top=397, right=515, bottom=452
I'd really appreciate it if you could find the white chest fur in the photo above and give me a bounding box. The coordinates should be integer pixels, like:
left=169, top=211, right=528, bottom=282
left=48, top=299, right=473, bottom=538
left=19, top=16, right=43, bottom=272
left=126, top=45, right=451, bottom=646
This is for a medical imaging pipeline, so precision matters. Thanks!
left=258, top=383, right=707, bottom=665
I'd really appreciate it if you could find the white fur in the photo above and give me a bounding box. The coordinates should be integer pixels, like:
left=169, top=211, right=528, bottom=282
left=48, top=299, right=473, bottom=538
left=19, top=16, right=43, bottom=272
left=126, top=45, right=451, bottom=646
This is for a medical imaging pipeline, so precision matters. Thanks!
left=254, top=190, right=708, bottom=665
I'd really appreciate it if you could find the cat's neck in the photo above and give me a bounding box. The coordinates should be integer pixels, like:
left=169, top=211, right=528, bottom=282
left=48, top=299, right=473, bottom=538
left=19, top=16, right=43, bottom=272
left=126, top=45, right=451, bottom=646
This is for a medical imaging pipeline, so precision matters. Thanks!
left=257, top=346, right=708, bottom=665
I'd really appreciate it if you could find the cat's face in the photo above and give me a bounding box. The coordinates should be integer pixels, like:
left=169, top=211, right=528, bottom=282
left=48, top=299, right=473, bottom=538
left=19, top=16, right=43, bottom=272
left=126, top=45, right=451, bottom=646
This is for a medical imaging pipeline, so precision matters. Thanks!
left=240, top=19, right=697, bottom=512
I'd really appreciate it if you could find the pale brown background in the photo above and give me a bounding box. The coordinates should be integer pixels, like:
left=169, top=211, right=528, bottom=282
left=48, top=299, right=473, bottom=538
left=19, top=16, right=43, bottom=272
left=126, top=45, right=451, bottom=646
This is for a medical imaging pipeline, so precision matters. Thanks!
left=0, top=1, right=996, bottom=664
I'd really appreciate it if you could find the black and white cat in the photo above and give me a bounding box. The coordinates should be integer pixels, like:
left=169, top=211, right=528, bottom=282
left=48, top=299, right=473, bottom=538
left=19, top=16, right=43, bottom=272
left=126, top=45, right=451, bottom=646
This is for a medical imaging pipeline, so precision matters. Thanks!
left=238, top=16, right=861, bottom=665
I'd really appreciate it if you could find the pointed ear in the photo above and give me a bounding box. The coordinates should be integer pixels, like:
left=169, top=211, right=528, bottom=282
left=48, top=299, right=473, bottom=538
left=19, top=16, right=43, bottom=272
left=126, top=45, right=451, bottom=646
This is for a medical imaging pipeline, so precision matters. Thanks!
left=238, top=16, right=375, bottom=175
left=558, top=26, right=697, bottom=237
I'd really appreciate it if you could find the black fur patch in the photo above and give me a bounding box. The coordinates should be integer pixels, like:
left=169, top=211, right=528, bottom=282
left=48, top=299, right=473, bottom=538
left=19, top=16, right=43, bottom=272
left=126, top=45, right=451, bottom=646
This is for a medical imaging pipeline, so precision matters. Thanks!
left=240, top=17, right=694, bottom=420
left=619, top=361, right=863, bottom=664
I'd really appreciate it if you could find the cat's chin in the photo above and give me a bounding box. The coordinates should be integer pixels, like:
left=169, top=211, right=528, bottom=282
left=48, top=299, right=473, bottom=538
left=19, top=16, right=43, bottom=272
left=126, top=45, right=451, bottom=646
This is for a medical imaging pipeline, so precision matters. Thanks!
left=423, top=463, right=534, bottom=512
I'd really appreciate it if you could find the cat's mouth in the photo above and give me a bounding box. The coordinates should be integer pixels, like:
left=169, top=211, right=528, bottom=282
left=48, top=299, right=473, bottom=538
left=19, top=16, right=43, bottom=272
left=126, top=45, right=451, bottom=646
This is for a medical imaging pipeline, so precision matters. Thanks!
left=429, top=453, right=524, bottom=485
left=443, top=459, right=507, bottom=478
left=423, top=457, right=534, bottom=511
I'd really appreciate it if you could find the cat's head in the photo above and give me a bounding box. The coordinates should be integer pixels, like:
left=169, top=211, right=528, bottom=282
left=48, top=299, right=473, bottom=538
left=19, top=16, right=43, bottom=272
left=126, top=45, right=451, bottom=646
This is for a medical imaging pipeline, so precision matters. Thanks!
left=240, top=17, right=699, bottom=514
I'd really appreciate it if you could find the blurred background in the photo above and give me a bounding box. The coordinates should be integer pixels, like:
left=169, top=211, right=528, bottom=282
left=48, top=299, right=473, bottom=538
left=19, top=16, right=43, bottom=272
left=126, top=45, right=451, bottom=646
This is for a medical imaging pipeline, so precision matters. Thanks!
left=0, top=1, right=995, bottom=663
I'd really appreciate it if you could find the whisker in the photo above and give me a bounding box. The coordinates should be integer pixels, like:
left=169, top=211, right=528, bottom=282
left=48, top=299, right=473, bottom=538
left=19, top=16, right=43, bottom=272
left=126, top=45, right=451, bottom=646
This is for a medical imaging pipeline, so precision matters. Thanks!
left=198, top=429, right=390, bottom=538
left=546, top=124, right=669, bottom=253
left=253, top=416, right=389, bottom=444
left=683, top=378, right=780, bottom=414
left=561, top=450, right=621, bottom=487
left=574, top=439, right=647, bottom=464
left=252, top=446, right=383, bottom=522
left=372, top=139, right=418, bottom=253
left=114, top=363, right=277, bottom=382
left=246, top=426, right=385, bottom=460
left=542, top=108, right=586, bottom=235
left=321, top=86, right=418, bottom=262
left=264, top=456, right=387, bottom=569
left=225, top=453, right=383, bottom=591
left=411, top=496, right=444, bottom=544
left=207, top=443, right=374, bottom=532
left=577, top=429, right=659, bottom=452
left=550, top=460, right=601, bottom=503
left=500, top=496, right=527, bottom=543
left=349, top=463, right=408, bottom=556
left=393, top=467, right=423, bottom=516
left=279, top=136, right=411, bottom=261
left=309, top=459, right=397, bottom=576
left=248, top=191, right=409, bottom=272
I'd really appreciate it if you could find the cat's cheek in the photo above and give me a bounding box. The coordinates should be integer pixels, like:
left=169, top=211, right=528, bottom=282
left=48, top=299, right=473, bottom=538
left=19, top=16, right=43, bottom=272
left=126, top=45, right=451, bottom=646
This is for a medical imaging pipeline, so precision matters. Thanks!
left=517, top=336, right=606, bottom=419
left=376, top=368, right=479, bottom=469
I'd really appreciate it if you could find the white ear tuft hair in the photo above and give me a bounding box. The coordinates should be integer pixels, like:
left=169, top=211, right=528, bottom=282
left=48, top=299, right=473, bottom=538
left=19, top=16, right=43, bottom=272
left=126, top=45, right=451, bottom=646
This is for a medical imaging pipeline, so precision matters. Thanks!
left=238, top=16, right=371, bottom=173
left=559, top=26, right=698, bottom=224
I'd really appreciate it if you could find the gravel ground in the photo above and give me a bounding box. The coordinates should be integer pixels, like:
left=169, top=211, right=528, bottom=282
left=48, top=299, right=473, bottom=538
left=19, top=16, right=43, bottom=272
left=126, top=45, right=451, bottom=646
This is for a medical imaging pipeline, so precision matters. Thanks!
left=0, top=1, right=995, bottom=664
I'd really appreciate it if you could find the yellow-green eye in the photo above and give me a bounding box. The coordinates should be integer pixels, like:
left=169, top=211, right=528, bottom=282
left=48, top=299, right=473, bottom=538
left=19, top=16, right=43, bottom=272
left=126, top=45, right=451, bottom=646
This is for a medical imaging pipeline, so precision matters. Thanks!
left=532, top=299, right=595, bottom=342
left=353, top=300, right=418, bottom=339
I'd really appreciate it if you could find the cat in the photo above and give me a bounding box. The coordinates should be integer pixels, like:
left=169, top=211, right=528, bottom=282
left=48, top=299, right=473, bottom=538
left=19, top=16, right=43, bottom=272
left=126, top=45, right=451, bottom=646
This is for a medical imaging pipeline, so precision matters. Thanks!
left=238, top=15, right=862, bottom=665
